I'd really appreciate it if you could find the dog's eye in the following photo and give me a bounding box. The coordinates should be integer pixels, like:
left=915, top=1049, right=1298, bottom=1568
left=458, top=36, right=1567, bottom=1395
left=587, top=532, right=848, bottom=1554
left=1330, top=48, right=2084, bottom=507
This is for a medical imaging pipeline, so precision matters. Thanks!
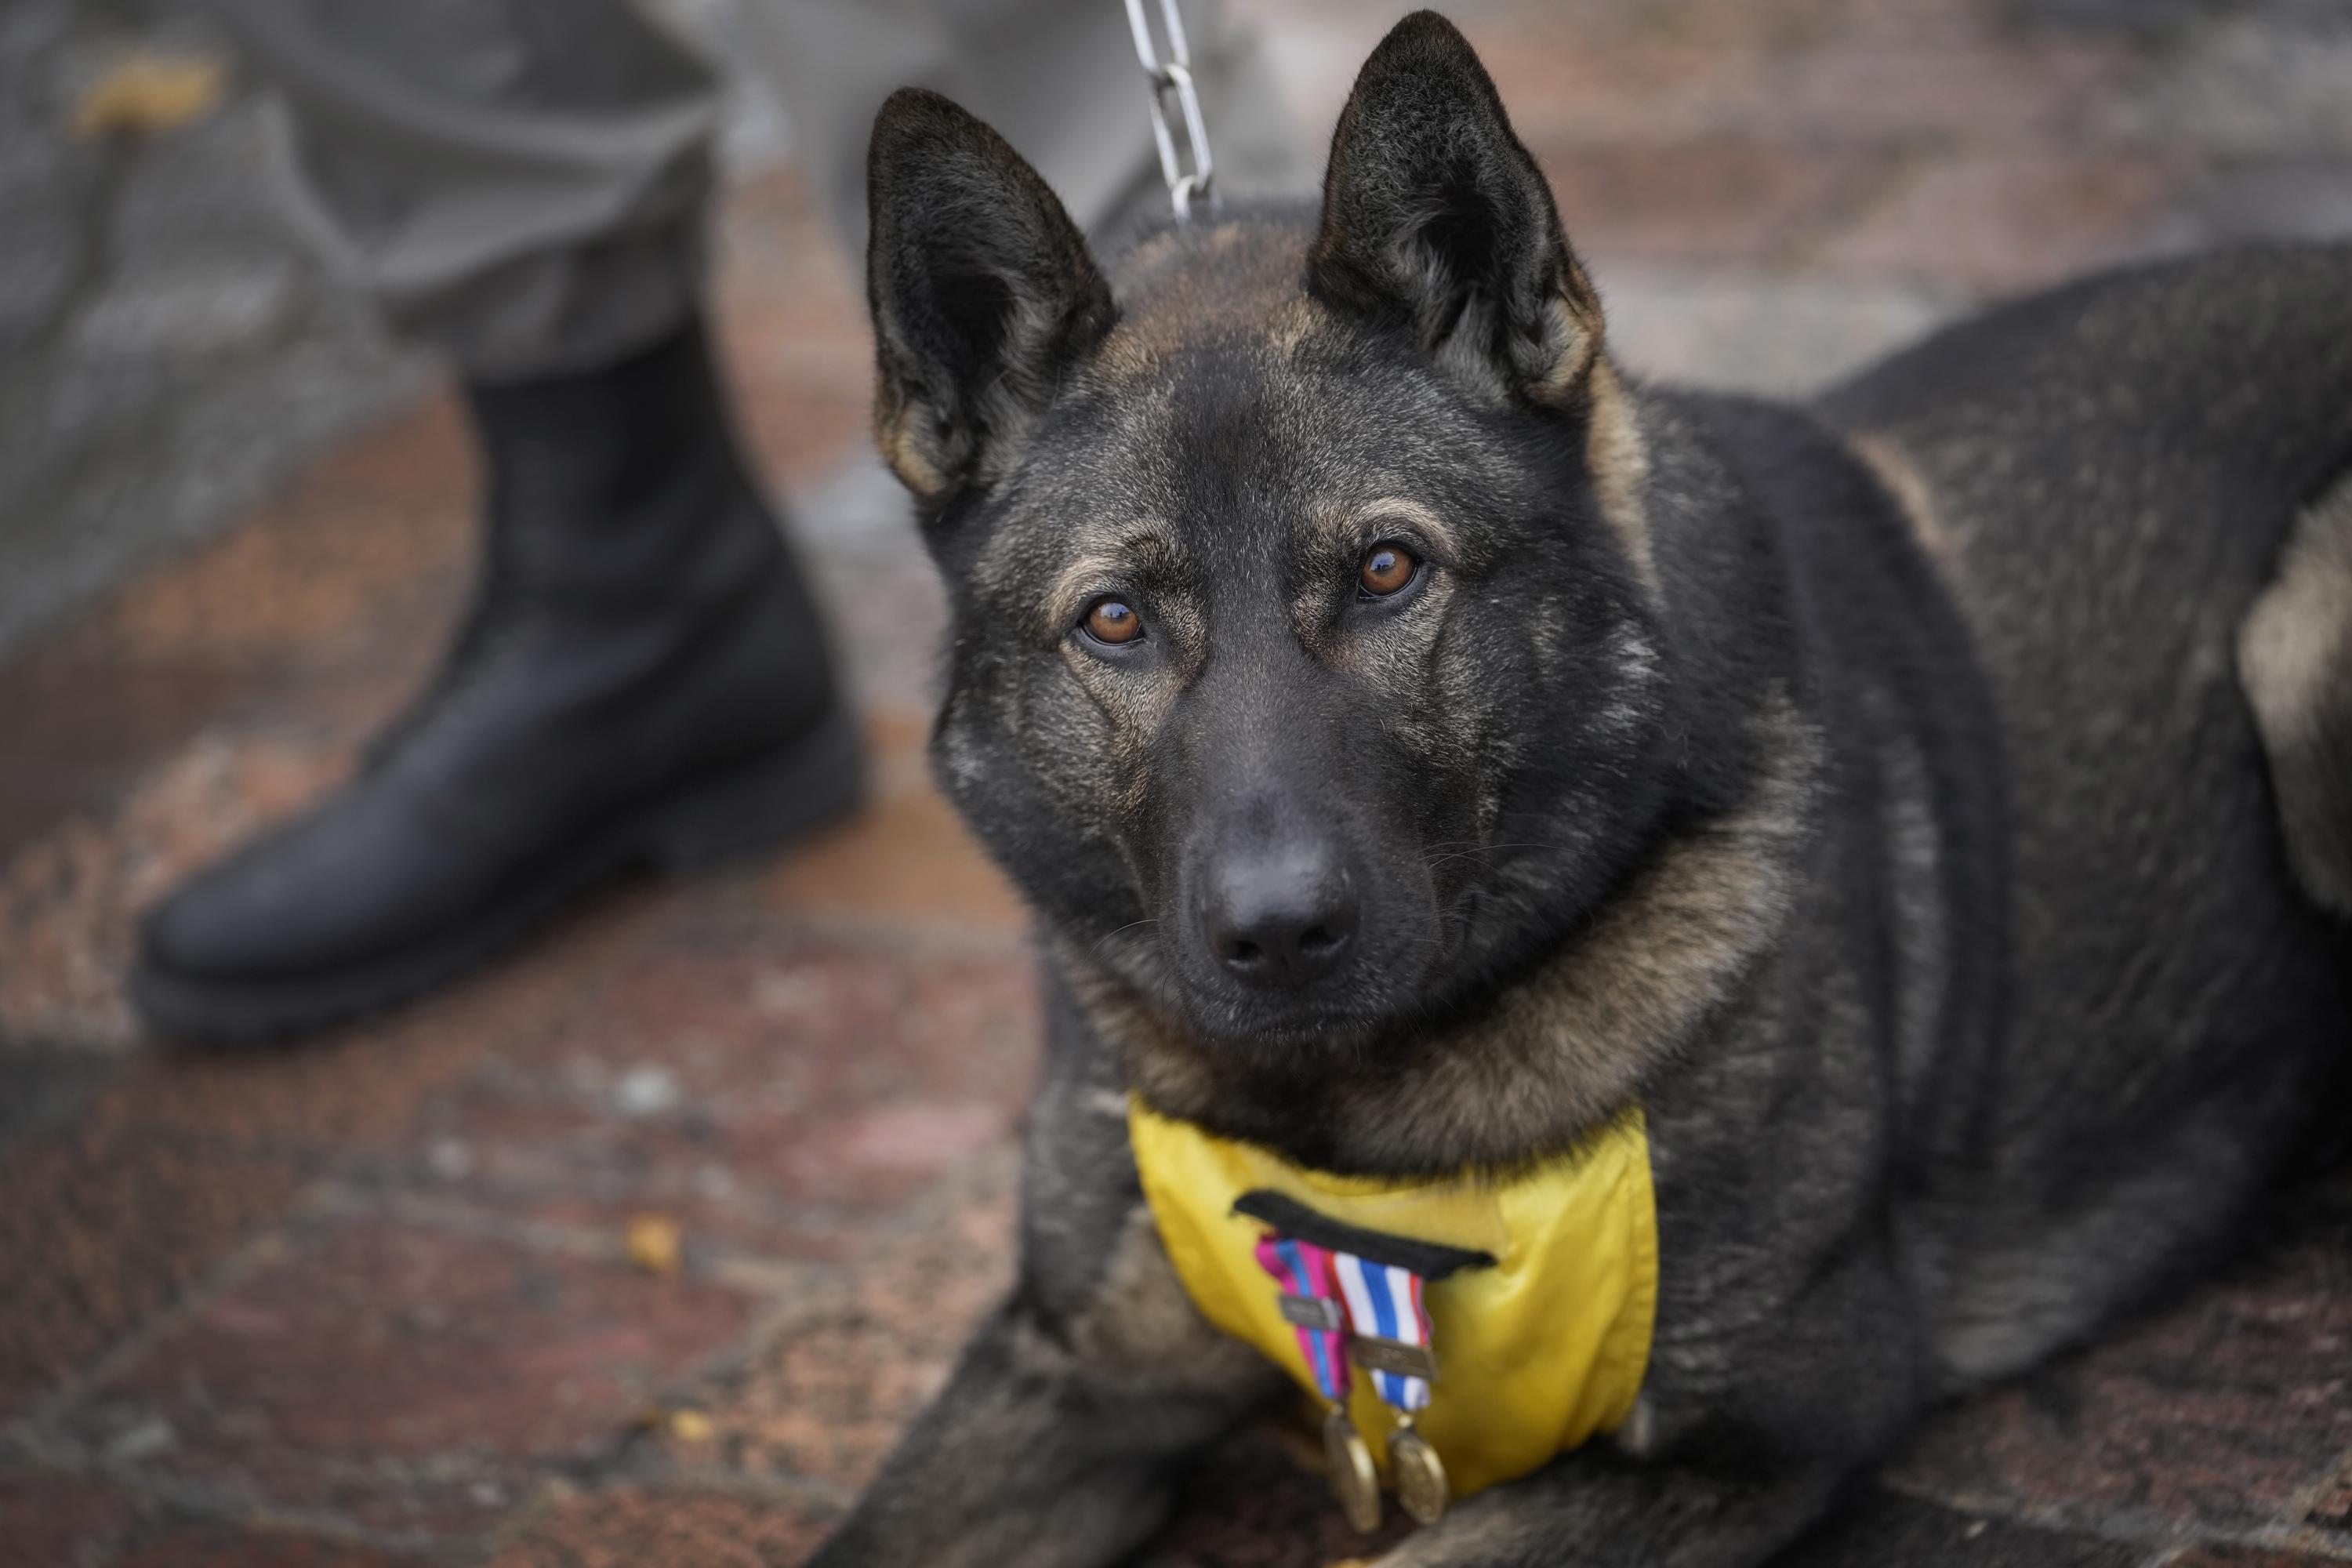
left=1359, top=543, right=1419, bottom=597
left=1081, top=597, right=1143, bottom=646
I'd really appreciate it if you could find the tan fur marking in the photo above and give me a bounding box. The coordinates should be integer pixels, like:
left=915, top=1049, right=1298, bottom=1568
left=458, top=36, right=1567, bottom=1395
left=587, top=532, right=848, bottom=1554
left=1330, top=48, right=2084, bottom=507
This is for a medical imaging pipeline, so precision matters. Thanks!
left=1092, top=328, right=1163, bottom=383
left=1531, top=294, right=1602, bottom=404
left=2240, top=476, right=2352, bottom=915
left=1072, top=696, right=1822, bottom=1174
left=1048, top=546, right=1149, bottom=641
left=1326, top=699, right=1813, bottom=1161
left=877, top=397, right=948, bottom=499
left=1301, top=495, right=1462, bottom=562
left=1269, top=296, right=1325, bottom=361
left=1289, top=495, right=1466, bottom=677
left=1849, top=432, right=1956, bottom=574
left=1126, top=229, right=1181, bottom=271
left=1034, top=518, right=1196, bottom=637
left=1585, top=358, right=1659, bottom=601
left=1066, top=1207, right=1245, bottom=1371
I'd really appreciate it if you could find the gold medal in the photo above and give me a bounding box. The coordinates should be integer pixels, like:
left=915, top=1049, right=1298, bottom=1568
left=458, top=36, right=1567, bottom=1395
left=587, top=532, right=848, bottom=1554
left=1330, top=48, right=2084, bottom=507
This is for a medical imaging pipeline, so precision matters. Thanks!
left=1388, top=1421, right=1450, bottom=1525
left=1323, top=1404, right=1382, bottom=1533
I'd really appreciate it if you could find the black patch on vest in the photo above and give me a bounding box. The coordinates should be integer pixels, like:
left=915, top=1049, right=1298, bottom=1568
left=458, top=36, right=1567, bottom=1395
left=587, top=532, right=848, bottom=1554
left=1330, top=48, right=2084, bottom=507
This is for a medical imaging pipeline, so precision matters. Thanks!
left=1233, top=1189, right=1497, bottom=1279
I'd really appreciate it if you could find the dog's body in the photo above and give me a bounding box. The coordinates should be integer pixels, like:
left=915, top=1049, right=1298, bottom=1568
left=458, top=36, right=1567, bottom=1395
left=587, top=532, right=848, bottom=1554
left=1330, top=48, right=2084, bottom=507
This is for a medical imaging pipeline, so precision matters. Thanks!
left=817, top=15, right=2352, bottom=1566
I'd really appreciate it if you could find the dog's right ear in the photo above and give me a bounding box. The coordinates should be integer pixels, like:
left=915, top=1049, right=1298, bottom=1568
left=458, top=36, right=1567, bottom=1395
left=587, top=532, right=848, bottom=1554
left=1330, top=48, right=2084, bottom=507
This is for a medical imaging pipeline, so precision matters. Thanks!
left=1309, top=12, right=1602, bottom=409
left=866, top=89, right=1115, bottom=507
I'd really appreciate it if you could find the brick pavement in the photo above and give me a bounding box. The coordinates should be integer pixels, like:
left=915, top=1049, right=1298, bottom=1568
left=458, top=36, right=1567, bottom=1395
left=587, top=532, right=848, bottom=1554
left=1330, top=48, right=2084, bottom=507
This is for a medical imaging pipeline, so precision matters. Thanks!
left=4, top=1, right=2352, bottom=1563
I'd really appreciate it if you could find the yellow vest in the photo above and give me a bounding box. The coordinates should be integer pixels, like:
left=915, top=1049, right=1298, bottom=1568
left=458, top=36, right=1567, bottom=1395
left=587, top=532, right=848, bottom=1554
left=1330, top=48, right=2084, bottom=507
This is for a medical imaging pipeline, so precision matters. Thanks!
left=1129, top=1101, right=1658, bottom=1499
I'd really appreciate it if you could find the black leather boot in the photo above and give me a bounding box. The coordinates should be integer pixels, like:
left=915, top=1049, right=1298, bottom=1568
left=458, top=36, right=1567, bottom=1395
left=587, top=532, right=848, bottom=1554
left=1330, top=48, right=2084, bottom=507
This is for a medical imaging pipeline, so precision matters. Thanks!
left=131, top=319, right=862, bottom=1044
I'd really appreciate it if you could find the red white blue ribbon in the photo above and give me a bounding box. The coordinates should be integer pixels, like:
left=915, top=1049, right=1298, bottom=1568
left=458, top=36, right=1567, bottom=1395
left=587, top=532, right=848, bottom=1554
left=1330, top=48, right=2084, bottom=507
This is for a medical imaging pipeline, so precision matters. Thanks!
left=1333, top=1253, right=1435, bottom=1412
left=1254, top=1226, right=1440, bottom=1416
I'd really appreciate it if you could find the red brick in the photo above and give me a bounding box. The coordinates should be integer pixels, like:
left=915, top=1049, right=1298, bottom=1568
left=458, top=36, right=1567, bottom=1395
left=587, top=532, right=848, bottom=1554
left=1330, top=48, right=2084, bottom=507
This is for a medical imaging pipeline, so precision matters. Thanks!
left=74, top=1215, right=757, bottom=1537
left=1477, top=0, right=1995, bottom=54
left=1817, top=153, right=2185, bottom=292
left=1467, top=7, right=2110, bottom=153
left=482, top=1485, right=835, bottom=1568
left=1532, top=140, right=1879, bottom=270
left=0, top=644, right=253, bottom=866
left=396, top=915, right=1037, bottom=1258
left=0, top=1126, right=302, bottom=1417
left=760, top=714, right=1027, bottom=932
left=0, top=1469, right=138, bottom=1567
left=82, top=909, right=598, bottom=1158
left=710, top=165, right=874, bottom=492
left=661, top=1152, right=1016, bottom=1490
left=278, top=394, right=472, bottom=512
left=1485, top=37, right=1774, bottom=147
left=114, top=1521, right=433, bottom=1568
left=1756, top=38, right=2129, bottom=147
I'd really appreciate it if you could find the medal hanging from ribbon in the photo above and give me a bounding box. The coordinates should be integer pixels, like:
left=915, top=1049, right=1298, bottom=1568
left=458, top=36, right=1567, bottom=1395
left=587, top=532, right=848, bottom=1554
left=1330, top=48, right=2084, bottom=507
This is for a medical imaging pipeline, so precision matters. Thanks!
left=1252, top=1236, right=1454, bottom=1530
left=1254, top=1235, right=1381, bottom=1531
left=1332, top=1252, right=1450, bottom=1525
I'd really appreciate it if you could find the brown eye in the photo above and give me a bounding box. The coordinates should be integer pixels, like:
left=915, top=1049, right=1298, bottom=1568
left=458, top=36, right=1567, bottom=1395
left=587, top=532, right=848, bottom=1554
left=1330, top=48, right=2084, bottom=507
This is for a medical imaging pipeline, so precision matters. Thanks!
left=1083, top=597, right=1143, bottom=645
left=1359, top=543, right=1419, bottom=597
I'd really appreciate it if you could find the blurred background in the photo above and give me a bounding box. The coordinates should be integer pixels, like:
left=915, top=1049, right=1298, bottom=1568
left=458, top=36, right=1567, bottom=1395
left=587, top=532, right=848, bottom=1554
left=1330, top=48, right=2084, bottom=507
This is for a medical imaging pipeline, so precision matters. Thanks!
left=3, top=1, right=2351, bottom=1564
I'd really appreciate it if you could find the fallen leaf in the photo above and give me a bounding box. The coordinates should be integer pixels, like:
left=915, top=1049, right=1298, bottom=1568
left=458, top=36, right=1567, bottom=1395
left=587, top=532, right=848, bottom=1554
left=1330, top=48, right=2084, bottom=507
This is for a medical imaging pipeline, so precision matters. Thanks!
left=625, top=1213, right=684, bottom=1276
left=74, top=53, right=227, bottom=140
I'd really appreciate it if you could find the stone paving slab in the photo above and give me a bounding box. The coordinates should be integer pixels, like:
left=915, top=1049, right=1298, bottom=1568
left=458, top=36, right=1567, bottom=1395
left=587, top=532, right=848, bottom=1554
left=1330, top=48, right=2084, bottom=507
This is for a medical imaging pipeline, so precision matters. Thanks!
left=377, top=908, right=1037, bottom=1261
left=477, top=1486, right=833, bottom=1568
left=5, top=0, right=2352, bottom=1565
left=111, top=1524, right=434, bottom=1568
left=59, top=1214, right=760, bottom=1540
left=0, top=1124, right=306, bottom=1423
left=0, top=1468, right=142, bottom=1567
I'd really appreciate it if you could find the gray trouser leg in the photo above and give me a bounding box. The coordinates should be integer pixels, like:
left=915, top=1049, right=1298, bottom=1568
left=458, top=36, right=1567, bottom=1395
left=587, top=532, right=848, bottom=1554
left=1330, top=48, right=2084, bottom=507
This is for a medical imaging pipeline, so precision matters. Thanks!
left=211, top=0, right=1308, bottom=382
left=210, top=0, right=724, bottom=380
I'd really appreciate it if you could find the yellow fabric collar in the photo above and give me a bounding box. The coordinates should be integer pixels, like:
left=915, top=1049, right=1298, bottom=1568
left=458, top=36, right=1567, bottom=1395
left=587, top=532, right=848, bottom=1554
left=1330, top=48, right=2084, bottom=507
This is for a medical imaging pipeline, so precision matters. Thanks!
left=1129, top=1099, right=1657, bottom=1499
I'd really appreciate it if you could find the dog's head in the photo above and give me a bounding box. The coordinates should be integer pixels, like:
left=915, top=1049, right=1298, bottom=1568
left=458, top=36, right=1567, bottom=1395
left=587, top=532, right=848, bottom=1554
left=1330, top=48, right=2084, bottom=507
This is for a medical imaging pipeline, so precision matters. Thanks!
left=866, top=13, right=1675, bottom=1064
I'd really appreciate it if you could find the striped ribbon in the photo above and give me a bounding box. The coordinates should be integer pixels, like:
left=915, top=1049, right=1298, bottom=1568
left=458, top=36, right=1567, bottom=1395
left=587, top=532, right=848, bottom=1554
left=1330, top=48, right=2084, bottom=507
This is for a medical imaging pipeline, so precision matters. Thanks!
left=1252, top=1234, right=1350, bottom=1404
left=1333, top=1252, right=1435, bottom=1412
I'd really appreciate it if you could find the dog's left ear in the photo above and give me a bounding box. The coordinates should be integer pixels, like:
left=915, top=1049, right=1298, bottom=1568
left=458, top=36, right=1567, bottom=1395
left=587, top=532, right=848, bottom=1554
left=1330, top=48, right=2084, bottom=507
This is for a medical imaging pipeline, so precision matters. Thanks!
left=1310, top=11, right=1602, bottom=408
left=866, top=89, right=1116, bottom=505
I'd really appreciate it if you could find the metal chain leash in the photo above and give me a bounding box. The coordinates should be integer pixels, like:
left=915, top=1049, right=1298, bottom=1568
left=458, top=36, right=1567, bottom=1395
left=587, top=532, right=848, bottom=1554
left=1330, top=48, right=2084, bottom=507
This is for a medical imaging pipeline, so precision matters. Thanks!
left=1123, top=0, right=1214, bottom=222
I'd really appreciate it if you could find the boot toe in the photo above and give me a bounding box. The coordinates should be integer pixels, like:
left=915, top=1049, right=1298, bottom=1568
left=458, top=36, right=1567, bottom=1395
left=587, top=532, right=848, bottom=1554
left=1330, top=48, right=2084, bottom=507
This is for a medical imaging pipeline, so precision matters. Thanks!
left=138, top=784, right=487, bottom=983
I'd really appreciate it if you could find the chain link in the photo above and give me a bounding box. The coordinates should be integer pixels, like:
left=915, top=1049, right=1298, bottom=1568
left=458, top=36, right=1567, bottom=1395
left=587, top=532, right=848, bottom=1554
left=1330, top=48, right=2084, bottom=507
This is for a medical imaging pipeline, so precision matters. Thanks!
left=1123, top=0, right=1214, bottom=223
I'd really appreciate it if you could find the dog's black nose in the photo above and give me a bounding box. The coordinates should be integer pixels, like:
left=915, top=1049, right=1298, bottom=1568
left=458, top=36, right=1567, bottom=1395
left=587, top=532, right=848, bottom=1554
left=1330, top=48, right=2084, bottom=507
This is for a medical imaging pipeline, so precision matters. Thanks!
left=1204, top=844, right=1358, bottom=989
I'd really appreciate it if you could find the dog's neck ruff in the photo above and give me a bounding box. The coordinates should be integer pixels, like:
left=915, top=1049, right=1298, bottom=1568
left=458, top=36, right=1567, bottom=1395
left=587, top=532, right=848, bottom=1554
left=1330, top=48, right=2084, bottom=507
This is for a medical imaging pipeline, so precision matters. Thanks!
left=1129, top=1098, right=1657, bottom=1503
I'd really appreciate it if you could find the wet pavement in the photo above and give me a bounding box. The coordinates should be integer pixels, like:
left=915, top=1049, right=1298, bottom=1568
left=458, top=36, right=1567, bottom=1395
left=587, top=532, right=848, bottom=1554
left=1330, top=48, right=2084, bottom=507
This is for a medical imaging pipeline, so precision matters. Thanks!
left=3, top=0, right=2351, bottom=1563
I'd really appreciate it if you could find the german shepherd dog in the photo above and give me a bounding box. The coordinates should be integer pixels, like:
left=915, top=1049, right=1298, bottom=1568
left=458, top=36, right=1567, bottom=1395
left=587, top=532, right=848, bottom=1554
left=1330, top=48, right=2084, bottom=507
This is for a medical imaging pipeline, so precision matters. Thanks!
left=818, top=13, right=2352, bottom=1566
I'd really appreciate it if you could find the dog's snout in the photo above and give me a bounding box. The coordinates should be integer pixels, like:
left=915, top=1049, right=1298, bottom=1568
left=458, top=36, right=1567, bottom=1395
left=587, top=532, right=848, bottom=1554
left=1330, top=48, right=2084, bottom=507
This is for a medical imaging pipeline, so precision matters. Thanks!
left=1203, top=841, right=1359, bottom=989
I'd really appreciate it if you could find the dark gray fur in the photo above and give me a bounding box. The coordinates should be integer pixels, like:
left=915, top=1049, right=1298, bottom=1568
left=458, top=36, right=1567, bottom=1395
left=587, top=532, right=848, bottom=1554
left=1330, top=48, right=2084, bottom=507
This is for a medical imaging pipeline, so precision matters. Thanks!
left=818, top=13, right=2352, bottom=1566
